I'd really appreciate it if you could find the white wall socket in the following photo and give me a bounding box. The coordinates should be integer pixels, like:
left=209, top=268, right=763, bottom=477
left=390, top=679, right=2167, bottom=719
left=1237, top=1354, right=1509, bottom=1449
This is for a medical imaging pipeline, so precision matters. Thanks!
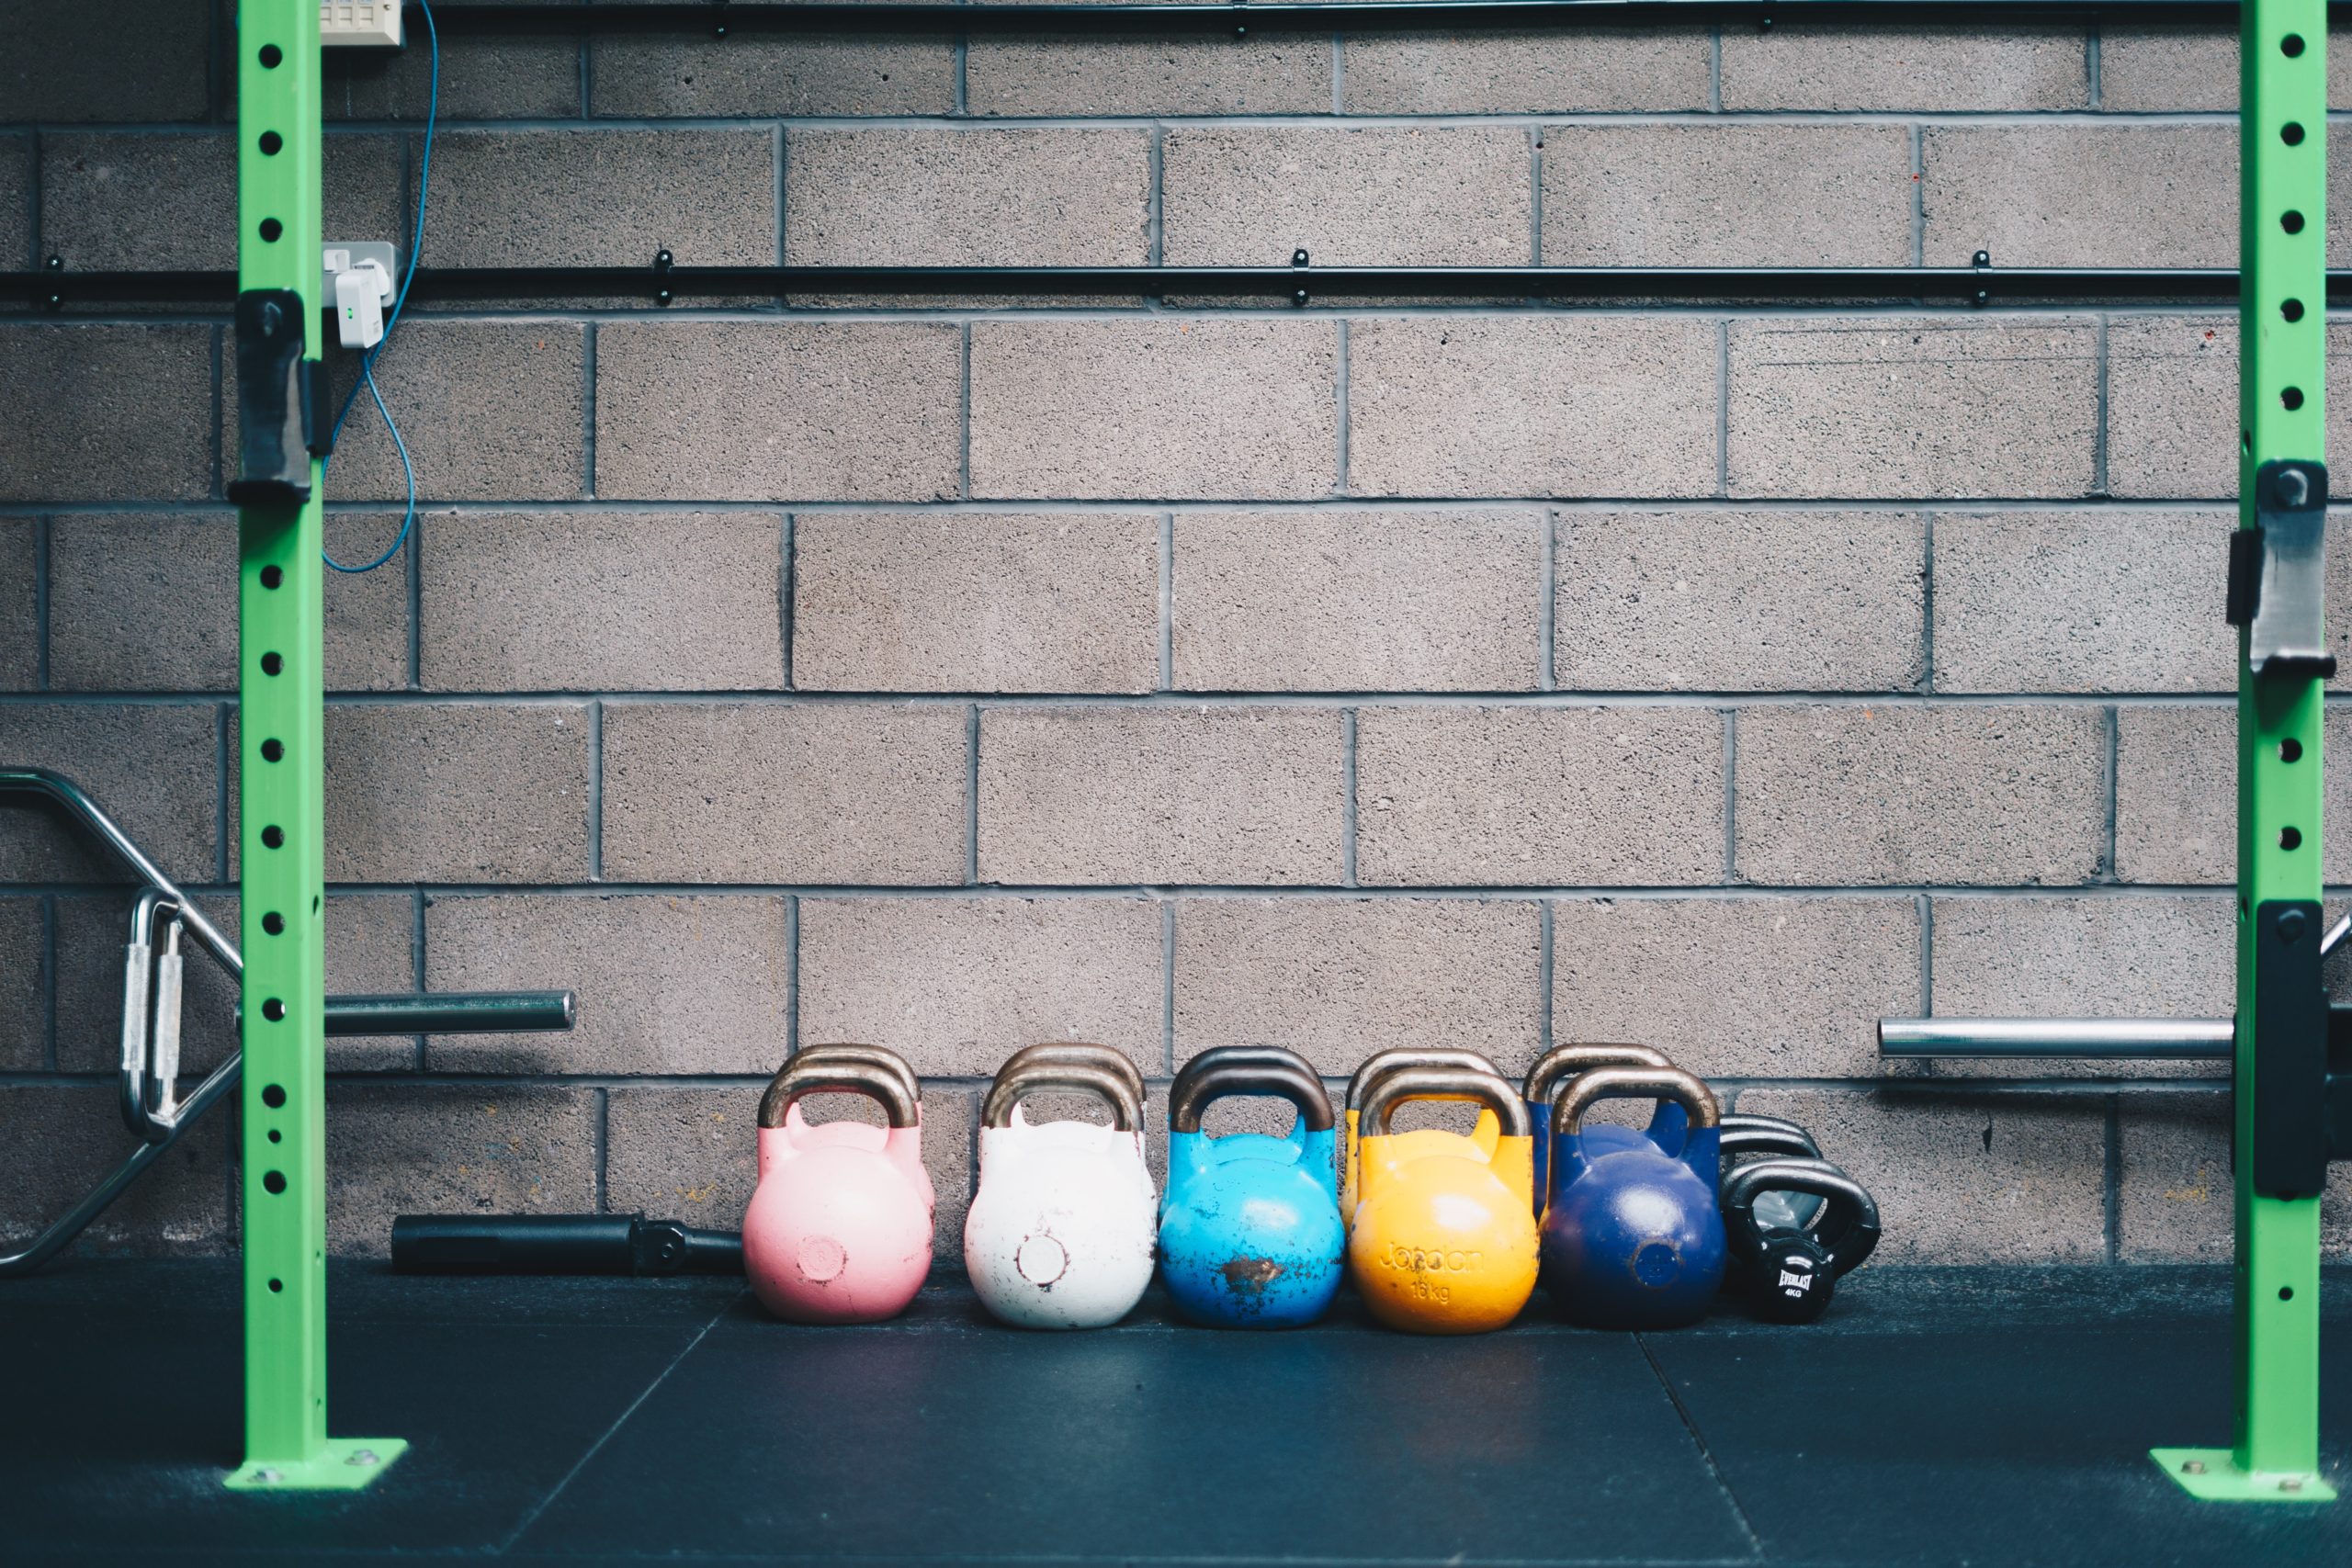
left=321, top=2, right=402, bottom=49
left=322, top=242, right=400, bottom=302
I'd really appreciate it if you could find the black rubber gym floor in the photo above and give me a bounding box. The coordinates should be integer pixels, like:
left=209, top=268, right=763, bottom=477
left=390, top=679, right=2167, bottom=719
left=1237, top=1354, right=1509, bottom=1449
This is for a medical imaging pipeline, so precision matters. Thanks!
left=3, top=1262, right=2346, bottom=1565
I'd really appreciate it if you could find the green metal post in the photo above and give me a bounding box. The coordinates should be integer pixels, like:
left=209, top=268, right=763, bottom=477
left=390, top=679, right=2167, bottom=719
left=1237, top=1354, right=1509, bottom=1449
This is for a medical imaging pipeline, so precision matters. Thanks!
left=2151, top=0, right=2335, bottom=1505
left=222, top=0, right=403, bottom=1492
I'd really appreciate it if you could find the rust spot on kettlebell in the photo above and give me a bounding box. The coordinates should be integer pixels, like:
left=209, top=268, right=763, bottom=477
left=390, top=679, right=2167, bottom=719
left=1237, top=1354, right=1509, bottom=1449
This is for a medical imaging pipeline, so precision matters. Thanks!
left=1218, top=1257, right=1285, bottom=1295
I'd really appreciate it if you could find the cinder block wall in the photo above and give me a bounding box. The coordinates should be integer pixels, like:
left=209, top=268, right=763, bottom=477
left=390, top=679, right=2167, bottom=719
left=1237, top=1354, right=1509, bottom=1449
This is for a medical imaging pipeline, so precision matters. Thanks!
left=4, top=5, right=2348, bottom=1269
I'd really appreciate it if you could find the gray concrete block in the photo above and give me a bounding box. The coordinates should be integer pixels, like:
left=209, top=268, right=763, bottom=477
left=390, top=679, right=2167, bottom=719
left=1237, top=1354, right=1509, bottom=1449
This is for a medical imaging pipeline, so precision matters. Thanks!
left=595, top=322, right=962, bottom=503
left=1734, top=1088, right=2108, bottom=1263
left=426, top=894, right=787, bottom=1074
left=54, top=890, right=417, bottom=1075
left=1725, top=318, right=2100, bottom=500
left=1348, top=318, right=1719, bottom=499
left=0, top=326, right=214, bottom=502
left=40, top=131, right=404, bottom=270
left=0, top=3, right=212, bottom=122
left=1920, top=125, right=2233, bottom=267
left=0, top=516, right=35, bottom=689
left=787, top=129, right=1149, bottom=266
left=978, top=706, right=1346, bottom=885
left=970, top=35, right=1330, bottom=116
left=1551, top=896, right=1918, bottom=1078
left=602, top=702, right=969, bottom=885
left=1171, top=896, right=1542, bottom=1075
left=1541, top=125, right=1915, bottom=266
left=798, top=896, right=1164, bottom=1077
left=1719, top=23, right=2087, bottom=109
left=332, top=28, right=581, bottom=119
left=592, top=32, right=956, bottom=117
left=0, top=703, right=219, bottom=884
left=420, top=130, right=776, bottom=267
left=0, top=1085, right=227, bottom=1256
left=306, top=703, right=594, bottom=883
left=1173, top=508, right=1544, bottom=694
left=0, top=136, right=28, bottom=271
left=1734, top=704, right=2108, bottom=886
left=1339, top=28, right=1711, bottom=112
left=606, top=1083, right=979, bottom=1268
left=794, top=512, right=1158, bottom=694
left=2106, top=318, right=2352, bottom=500
left=1354, top=705, right=1725, bottom=886
left=323, top=1084, right=597, bottom=1258
left=2115, top=1092, right=2352, bottom=1261
left=1927, top=895, right=2232, bottom=1080
left=421, top=511, right=785, bottom=694
left=319, top=321, right=587, bottom=503
left=0, top=897, right=44, bottom=1070
left=2113, top=705, right=2352, bottom=885
left=1162, top=126, right=1531, bottom=265
left=2097, top=26, right=2352, bottom=113
left=49, top=513, right=407, bottom=694
left=1555, top=510, right=1926, bottom=693
left=969, top=320, right=1339, bottom=502
left=1930, top=509, right=2255, bottom=694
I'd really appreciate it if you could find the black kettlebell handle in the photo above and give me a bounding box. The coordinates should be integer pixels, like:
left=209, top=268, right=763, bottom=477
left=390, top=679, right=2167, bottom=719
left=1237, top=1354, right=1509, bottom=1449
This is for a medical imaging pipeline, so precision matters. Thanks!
left=1345, top=1048, right=1506, bottom=1113
left=759, top=1057, right=922, bottom=1131
left=1522, top=1043, right=1676, bottom=1110
left=1723, top=1157, right=1881, bottom=1278
left=982, top=1061, right=1146, bottom=1133
left=1717, top=1117, right=1820, bottom=1162
left=1170, top=1056, right=1335, bottom=1134
left=1356, top=1065, right=1532, bottom=1138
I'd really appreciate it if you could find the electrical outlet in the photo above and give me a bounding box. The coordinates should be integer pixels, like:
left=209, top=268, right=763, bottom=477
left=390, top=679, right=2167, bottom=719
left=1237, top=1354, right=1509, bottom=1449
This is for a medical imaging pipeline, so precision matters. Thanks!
left=321, top=1, right=402, bottom=49
left=322, top=241, right=400, bottom=303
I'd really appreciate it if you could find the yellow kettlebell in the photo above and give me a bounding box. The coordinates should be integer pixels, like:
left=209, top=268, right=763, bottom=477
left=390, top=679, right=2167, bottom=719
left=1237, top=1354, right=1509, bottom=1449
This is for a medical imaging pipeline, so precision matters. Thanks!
left=1347, top=1064, right=1539, bottom=1334
left=1339, top=1048, right=1504, bottom=1229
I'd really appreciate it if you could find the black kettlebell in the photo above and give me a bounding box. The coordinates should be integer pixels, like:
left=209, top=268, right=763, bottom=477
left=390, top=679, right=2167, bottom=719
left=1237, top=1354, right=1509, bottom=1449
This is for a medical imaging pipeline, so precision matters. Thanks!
left=1718, top=1115, right=1823, bottom=1232
left=1722, top=1157, right=1880, bottom=1325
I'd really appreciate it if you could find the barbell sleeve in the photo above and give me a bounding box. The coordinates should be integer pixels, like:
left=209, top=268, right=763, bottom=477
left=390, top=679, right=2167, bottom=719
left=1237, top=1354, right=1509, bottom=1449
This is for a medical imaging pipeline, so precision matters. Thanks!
left=1877, top=1017, right=2233, bottom=1059
left=322, top=991, right=578, bottom=1035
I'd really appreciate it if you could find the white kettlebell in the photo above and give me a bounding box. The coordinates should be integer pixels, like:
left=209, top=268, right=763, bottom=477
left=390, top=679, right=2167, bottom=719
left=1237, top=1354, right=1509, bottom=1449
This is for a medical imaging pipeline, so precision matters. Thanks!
left=964, top=1043, right=1157, bottom=1330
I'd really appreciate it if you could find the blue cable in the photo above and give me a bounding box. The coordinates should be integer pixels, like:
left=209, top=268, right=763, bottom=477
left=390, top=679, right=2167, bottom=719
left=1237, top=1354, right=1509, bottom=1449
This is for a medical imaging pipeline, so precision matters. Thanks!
left=322, top=0, right=436, bottom=574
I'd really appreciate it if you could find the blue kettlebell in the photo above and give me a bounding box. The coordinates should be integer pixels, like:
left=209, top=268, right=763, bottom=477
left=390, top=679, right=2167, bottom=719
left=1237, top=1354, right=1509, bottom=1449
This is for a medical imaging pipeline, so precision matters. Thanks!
left=1540, top=1065, right=1728, bottom=1329
left=1523, top=1043, right=1680, bottom=1210
left=1158, top=1046, right=1344, bottom=1328
left=1524, top=1044, right=1799, bottom=1213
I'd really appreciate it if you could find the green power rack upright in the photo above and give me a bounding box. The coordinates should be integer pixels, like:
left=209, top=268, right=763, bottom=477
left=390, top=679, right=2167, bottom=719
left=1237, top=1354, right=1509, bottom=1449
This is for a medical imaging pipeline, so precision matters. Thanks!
left=2153, top=0, right=2339, bottom=1505
left=220, top=0, right=405, bottom=1492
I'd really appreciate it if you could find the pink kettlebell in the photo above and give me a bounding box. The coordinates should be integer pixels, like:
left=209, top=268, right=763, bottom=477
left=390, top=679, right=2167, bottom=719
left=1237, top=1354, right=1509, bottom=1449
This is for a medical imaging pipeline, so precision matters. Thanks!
left=743, top=1043, right=933, bottom=1324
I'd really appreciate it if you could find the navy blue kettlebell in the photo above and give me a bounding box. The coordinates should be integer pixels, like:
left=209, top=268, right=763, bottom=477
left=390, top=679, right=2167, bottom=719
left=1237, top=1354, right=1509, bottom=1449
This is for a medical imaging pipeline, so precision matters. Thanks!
left=1540, top=1065, right=1728, bottom=1329
left=1158, top=1046, right=1344, bottom=1328
left=1723, top=1156, right=1880, bottom=1325
left=1522, top=1043, right=1679, bottom=1211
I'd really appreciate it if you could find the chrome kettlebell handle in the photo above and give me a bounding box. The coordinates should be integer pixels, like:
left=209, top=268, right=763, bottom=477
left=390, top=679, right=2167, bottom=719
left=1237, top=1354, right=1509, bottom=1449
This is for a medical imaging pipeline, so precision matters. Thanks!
left=1356, top=1065, right=1532, bottom=1139
left=1345, top=1047, right=1507, bottom=1114
left=1000, top=1043, right=1147, bottom=1111
left=1169, top=1053, right=1334, bottom=1134
left=1723, top=1156, right=1881, bottom=1276
left=1522, top=1043, right=1677, bottom=1110
left=1551, top=1066, right=1720, bottom=1138
left=758, top=1055, right=922, bottom=1131
left=791, top=1043, right=922, bottom=1107
left=982, top=1060, right=1146, bottom=1133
